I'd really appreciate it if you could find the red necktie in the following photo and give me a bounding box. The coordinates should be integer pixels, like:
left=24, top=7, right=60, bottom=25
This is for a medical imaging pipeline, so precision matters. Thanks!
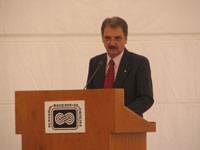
left=104, top=59, right=115, bottom=88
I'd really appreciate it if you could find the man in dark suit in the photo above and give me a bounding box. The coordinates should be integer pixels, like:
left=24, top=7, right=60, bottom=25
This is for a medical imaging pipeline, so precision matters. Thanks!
left=86, top=17, right=154, bottom=117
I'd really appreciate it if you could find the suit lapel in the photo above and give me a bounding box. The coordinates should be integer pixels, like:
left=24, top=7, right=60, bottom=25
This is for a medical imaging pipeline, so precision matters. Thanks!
left=114, top=49, right=130, bottom=88
left=95, top=54, right=107, bottom=88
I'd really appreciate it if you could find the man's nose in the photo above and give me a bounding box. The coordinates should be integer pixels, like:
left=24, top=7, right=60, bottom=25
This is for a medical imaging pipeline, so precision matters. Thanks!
left=110, top=39, right=116, bottom=45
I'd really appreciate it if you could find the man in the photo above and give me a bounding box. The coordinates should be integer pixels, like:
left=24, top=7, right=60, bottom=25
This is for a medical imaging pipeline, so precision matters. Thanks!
left=86, top=17, right=154, bottom=117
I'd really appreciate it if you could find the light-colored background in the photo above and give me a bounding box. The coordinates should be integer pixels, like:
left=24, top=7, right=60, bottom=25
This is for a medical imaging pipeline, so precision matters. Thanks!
left=0, top=0, right=200, bottom=150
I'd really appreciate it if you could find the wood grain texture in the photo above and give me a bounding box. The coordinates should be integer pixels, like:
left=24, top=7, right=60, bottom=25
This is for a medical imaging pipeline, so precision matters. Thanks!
left=15, top=89, right=156, bottom=150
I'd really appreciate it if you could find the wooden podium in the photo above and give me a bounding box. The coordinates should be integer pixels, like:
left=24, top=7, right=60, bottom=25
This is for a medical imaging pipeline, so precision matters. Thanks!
left=15, top=89, right=156, bottom=150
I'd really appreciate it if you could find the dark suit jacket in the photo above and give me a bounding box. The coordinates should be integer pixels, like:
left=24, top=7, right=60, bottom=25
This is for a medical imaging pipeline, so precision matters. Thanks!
left=86, top=48, right=154, bottom=116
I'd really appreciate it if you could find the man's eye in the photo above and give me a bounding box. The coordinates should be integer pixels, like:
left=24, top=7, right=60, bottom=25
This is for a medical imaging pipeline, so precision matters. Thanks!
left=115, top=37, right=121, bottom=41
left=105, top=37, right=110, bottom=40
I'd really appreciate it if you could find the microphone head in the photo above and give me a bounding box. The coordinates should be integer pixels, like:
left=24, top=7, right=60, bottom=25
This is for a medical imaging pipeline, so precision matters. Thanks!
left=98, top=55, right=106, bottom=66
left=98, top=60, right=104, bottom=66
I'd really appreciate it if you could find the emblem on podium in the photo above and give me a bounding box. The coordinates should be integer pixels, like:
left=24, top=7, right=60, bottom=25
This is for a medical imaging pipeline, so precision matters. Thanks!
left=45, top=101, right=85, bottom=133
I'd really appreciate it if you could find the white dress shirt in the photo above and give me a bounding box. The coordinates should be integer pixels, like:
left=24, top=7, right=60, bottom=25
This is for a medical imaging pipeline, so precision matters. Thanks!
left=106, top=50, right=124, bottom=80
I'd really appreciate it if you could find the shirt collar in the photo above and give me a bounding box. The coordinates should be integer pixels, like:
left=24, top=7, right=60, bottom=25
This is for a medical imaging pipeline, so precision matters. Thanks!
left=106, top=49, right=124, bottom=67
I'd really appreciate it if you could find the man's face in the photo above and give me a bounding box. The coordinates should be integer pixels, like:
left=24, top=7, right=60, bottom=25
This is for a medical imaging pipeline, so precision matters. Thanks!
left=102, top=25, right=127, bottom=58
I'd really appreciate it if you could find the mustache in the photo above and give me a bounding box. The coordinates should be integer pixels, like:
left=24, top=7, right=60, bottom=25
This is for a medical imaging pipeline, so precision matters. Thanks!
left=108, top=46, right=118, bottom=49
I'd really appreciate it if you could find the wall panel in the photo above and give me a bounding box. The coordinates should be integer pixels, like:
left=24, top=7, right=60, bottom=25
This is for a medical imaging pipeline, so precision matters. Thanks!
left=0, top=0, right=200, bottom=34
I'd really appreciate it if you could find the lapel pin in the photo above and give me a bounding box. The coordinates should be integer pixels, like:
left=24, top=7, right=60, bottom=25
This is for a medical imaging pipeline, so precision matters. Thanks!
left=124, top=70, right=127, bottom=73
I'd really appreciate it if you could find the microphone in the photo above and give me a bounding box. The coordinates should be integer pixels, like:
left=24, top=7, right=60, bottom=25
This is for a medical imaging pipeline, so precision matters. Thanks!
left=83, top=59, right=104, bottom=90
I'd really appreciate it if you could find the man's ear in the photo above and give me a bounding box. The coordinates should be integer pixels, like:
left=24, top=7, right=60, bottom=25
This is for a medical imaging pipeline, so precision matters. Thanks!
left=102, top=36, right=104, bottom=43
left=125, top=36, right=128, bottom=44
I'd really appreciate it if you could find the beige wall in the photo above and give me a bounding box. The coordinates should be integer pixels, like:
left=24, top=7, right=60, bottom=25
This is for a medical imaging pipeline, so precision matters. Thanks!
left=0, top=0, right=200, bottom=149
